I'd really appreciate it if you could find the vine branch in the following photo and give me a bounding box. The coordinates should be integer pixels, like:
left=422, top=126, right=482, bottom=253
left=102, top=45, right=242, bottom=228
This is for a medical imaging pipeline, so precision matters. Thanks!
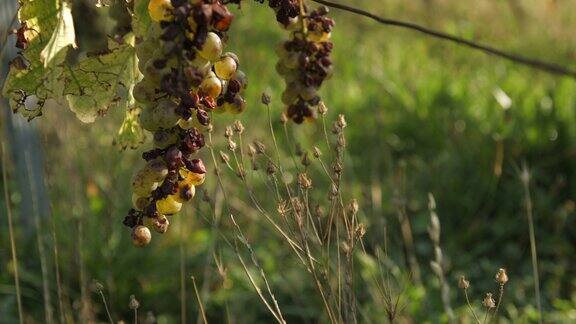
left=311, top=0, right=576, bottom=79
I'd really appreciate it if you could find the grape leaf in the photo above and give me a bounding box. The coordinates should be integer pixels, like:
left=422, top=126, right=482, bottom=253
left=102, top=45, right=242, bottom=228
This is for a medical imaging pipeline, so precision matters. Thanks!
left=40, top=1, right=76, bottom=67
left=63, top=39, right=139, bottom=122
left=2, top=0, right=140, bottom=123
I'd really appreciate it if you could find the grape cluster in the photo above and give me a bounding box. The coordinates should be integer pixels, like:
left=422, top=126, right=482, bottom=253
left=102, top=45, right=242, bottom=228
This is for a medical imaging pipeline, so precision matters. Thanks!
left=272, top=4, right=334, bottom=123
left=124, top=0, right=247, bottom=247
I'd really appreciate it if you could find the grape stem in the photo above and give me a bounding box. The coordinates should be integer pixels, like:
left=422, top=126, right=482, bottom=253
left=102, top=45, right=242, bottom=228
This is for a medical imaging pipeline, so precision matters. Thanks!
left=310, top=0, right=576, bottom=79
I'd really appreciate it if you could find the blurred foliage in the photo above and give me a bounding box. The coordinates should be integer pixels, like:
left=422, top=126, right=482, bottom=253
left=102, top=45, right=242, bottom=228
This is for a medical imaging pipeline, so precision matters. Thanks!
left=1, top=0, right=576, bottom=323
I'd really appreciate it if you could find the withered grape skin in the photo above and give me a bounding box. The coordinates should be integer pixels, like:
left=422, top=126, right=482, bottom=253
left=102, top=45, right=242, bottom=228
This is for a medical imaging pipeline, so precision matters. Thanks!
left=132, top=225, right=152, bottom=247
left=124, top=0, right=247, bottom=246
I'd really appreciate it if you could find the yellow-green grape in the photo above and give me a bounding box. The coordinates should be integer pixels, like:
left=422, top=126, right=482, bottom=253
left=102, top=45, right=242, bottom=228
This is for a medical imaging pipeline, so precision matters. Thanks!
left=198, top=32, right=223, bottom=61
left=132, top=225, right=152, bottom=247
left=308, top=31, right=331, bottom=43
left=199, top=72, right=223, bottom=98
left=275, top=61, right=289, bottom=76
left=132, top=174, right=158, bottom=197
left=227, top=95, right=246, bottom=115
left=234, top=70, right=248, bottom=90
left=144, top=158, right=169, bottom=182
left=153, top=99, right=180, bottom=129
left=284, top=52, right=300, bottom=69
left=156, top=195, right=183, bottom=215
left=275, top=43, right=289, bottom=59
left=133, top=81, right=157, bottom=104
left=148, top=0, right=173, bottom=22
left=282, top=84, right=300, bottom=105
left=132, top=194, right=150, bottom=211
left=178, top=116, right=204, bottom=130
left=139, top=104, right=161, bottom=131
left=180, top=168, right=205, bottom=186
left=300, top=86, right=318, bottom=101
left=190, top=55, right=211, bottom=74
left=214, top=56, right=237, bottom=80
left=171, top=183, right=195, bottom=203
left=153, top=129, right=179, bottom=148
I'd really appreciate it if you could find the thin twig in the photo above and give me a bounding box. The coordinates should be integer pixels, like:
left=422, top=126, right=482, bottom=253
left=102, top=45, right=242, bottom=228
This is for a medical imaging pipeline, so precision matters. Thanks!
left=311, top=0, right=576, bottom=79
left=191, top=276, right=208, bottom=324
left=97, top=290, right=114, bottom=324
left=519, top=163, right=543, bottom=324
left=1, top=141, right=24, bottom=323
left=463, top=289, right=481, bottom=324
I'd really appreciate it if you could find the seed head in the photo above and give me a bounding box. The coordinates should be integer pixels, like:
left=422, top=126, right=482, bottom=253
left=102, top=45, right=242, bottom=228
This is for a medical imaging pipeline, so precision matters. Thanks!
left=337, top=134, right=346, bottom=148
left=495, top=268, right=508, bottom=285
left=254, top=140, right=266, bottom=154
left=129, top=295, right=140, bottom=310
left=458, top=276, right=470, bottom=290
left=347, top=199, right=359, bottom=215
left=227, top=139, right=237, bottom=151
left=219, top=151, right=230, bottom=164
left=313, top=146, right=321, bottom=158
left=317, top=101, right=328, bottom=115
left=261, top=92, right=271, bottom=105
left=248, top=144, right=257, bottom=157
left=298, top=173, right=312, bottom=189
left=266, top=161, right=277, bottom=175
left=233, top=120, right=244, bottom=134
left=91, top=280, right=104, bottom=293
left=224, top=126, right=234, bottom=138
left=337, top=114, right=347, bottom=129
left=332, top=161, right=343, bottom=175
left=482, top=293, right=496, bottom=308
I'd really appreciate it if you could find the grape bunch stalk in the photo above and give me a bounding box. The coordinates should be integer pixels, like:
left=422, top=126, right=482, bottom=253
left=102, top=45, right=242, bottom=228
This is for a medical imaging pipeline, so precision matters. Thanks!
left=270, top=1, right=334, bottom=123
left=124, top=0, right=247, bottom=247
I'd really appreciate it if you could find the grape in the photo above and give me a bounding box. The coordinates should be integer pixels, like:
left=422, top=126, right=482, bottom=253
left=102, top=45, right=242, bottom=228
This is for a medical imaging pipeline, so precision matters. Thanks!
left=156, top=195, right=182, bottom=215
left=227, top=95, right=246, bottom=114
left=300, top=86, right=318, bottom=101
left=180, top=168, right=205, bottom=186
left=232, top=70, right=248, bottom=90
left=199, top=73, right=223, bottom=98
left=132, top=225, right=152, bottom=247
left=148, top=0, right=173, bottom=22
left=275, top=61, right=289, bottom=76
left=214, top=56, right=237, bottom=80
left=198, top=32, right=223, bottom=61
left=132, top=194, right=150, bottom=211
left=284, top=52, right=300, bottom=69
left=190, top=55, right=211, bottom=74
left=124, top=0, right=247, bottom=241
left=132, top=175, right=158, bottom=197
left=151, top=215, right=169, bottom=234
left=153, top=99, right=180, bottom=129
left=144, top=158, right=169, bottom=182
left=282, top=83, right=301, bottom=105
left=139, top=105, right=161, bottom=131
left=172, top=183, right=195, bottom=203
left=133, top=81, right=157, bottom=104
left=178, top=116, right=203, bottom=130
left=153, top=129, right=179, bottom=148
left=308, top=31, right=332, bottom=43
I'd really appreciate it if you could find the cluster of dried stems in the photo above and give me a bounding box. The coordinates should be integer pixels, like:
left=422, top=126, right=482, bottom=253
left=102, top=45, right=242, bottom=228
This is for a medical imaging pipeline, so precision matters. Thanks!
left=1, top=97, right=544, bottom=323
